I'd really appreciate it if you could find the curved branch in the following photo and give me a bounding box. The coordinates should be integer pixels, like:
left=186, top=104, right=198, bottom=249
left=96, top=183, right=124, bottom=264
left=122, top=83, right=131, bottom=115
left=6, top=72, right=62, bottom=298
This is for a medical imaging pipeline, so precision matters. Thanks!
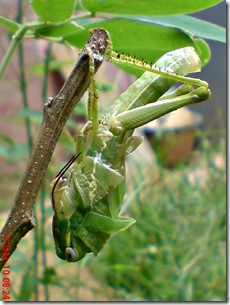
left=0, top=28, right=109, bottom=270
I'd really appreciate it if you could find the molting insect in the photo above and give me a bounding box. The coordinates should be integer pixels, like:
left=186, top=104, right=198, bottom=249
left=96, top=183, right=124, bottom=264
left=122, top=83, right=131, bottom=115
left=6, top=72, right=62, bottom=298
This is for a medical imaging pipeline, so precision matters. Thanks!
left=50, top=29, right=211, bottom=262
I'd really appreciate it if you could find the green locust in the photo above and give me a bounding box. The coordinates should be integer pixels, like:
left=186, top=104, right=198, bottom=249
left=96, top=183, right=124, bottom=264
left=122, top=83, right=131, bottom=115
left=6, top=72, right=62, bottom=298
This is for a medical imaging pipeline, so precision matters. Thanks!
left=50, top=30, right=211, bottom=262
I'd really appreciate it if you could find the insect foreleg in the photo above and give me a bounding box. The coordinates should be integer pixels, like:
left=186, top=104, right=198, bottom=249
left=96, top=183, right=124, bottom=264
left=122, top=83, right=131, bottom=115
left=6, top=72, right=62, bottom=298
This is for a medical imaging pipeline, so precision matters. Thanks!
left=85, top=46, right=99, bottom=133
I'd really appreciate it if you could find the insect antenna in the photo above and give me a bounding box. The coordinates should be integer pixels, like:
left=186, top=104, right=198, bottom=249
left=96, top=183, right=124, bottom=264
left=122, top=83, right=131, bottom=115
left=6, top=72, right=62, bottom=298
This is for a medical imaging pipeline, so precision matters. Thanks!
left=51, top=152, right=82, bottom=206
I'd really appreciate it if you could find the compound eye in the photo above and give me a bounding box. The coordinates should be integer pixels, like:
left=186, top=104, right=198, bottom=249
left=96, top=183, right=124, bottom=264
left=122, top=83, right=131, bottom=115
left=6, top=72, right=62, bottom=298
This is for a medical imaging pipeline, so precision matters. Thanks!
left=65, top=247, right=78, bottom=262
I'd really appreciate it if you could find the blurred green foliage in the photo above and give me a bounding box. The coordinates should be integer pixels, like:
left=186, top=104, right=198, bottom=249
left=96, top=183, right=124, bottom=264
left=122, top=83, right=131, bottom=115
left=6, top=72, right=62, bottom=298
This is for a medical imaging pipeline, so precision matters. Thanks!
left=0, top=0, right=226, bottom=301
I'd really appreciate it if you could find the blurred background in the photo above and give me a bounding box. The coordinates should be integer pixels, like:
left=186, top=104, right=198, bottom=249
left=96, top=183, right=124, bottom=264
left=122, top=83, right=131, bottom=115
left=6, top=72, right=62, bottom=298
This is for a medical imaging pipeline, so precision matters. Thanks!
left=0, top=0, right=226, bottom=301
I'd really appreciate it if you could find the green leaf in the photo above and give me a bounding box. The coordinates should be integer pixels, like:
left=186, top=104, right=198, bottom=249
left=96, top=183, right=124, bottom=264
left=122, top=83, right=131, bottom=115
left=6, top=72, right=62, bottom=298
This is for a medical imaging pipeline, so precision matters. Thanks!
left=35, top=22, right=82, bottom=38
left=67, top=18, right=195, bottom=51
left=65, top=18, right=211, bottom=74
left=125, top=15, right=226, bottom=43
left=30, top=0, right=77, bottom=23
left=81, top=0, right=223, bottom=15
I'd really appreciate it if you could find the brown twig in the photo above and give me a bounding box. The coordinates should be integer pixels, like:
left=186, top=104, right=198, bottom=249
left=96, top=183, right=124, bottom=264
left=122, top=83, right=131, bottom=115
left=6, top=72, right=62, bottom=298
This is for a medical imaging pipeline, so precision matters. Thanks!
left=0, top=28, right=109, bottom=270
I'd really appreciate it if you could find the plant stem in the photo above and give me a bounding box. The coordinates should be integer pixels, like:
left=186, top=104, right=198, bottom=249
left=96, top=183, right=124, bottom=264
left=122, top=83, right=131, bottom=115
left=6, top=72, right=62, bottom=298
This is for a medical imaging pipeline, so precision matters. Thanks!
left=0, top=19, right=46, bottom=79
left=0, top=16, right=19, bottom=32
left=0, top=25, right=28, bottom=79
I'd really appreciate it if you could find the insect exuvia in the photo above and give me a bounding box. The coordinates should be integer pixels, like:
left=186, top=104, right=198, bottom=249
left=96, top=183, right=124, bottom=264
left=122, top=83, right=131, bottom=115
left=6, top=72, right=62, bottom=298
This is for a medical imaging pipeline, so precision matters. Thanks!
left=50, top=28, right=210, bottom=262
